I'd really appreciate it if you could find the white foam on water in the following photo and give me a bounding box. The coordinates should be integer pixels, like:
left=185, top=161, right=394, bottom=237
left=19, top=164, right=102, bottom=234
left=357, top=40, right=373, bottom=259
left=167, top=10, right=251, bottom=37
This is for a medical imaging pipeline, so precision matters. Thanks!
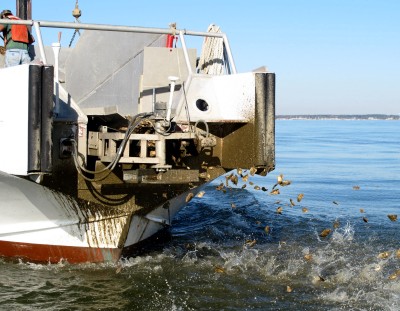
left=331, top=221, right=355, bottom=244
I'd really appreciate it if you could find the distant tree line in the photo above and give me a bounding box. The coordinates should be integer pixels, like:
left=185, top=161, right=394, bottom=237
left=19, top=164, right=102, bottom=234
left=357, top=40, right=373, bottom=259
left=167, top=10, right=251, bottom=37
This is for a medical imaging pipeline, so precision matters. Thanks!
left=276, top=114, right=400, bottom=120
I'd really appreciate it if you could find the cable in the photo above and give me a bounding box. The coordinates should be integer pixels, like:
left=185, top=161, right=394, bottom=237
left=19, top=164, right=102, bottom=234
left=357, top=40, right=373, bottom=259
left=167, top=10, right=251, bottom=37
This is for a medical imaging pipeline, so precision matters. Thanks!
left=71, top=112, right=153, bottom=182
left=181, top=81, right=192, bottom=128
left=194, top=120, right=209, bottom=138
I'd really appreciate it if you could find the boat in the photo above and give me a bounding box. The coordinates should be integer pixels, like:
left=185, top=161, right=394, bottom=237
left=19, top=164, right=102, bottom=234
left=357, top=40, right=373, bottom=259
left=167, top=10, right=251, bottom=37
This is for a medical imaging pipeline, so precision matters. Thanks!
left=0, top=3, right=275, bottom=263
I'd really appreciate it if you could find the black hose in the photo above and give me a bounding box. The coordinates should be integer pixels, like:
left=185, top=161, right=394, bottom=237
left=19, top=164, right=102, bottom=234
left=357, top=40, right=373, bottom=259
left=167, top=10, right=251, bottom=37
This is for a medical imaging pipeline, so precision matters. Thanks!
left=71, top=112, right=153, bottom=182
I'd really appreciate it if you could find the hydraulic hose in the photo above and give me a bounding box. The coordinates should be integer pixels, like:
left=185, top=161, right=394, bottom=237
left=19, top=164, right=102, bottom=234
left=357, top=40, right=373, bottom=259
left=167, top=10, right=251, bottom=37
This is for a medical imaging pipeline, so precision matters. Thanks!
left=71, top=112, right=153, bottom=182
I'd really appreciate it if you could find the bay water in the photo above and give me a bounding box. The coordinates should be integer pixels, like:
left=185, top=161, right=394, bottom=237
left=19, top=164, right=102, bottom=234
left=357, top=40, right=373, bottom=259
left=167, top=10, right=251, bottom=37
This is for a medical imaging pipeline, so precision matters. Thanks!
left=1, top=120, right=399, bottom=310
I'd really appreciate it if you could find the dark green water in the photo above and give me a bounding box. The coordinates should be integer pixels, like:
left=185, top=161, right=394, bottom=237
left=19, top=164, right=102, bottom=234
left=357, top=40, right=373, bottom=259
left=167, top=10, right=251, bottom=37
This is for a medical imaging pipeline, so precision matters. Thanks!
left=1, top=120, right=399, bottom=310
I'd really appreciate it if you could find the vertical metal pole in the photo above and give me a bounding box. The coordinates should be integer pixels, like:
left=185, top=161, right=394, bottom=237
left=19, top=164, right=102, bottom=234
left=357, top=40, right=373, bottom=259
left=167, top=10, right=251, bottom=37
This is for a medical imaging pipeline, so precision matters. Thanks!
left=152, top=88, right=156, bottom=113
left=33, top=21, right=48, bottom=64
left=222, top=34, right=237, bottom=74
left=178, top=30, right=193, bottom=75
left=16, top=0, right=31, bottom=20
left=52, top=42, right=61, bottom=115
left=155, top=137, right=166, bottom=168
left=166, top=76, right=178, bottom=122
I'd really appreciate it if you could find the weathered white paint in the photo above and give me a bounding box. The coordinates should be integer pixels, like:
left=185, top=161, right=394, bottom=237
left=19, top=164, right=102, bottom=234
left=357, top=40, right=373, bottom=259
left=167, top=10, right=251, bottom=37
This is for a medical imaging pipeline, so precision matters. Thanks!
left=0, top=171, right=129, bottom=249
left=174, top=72, right=256, bottom=122
left=0, top=170, right=209, bottom=253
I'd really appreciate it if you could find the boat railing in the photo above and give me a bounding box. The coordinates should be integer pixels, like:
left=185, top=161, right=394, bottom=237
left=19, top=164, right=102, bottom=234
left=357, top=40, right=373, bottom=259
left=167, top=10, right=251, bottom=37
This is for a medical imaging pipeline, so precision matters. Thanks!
left=0, top=18, right=237, bottom=74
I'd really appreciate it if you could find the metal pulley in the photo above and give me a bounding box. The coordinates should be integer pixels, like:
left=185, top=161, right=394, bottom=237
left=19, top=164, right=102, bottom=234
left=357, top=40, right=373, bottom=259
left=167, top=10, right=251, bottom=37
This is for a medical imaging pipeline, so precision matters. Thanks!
left=72, top=1, right=81, bottom=18
left=72, top=7, right=81, bottom=18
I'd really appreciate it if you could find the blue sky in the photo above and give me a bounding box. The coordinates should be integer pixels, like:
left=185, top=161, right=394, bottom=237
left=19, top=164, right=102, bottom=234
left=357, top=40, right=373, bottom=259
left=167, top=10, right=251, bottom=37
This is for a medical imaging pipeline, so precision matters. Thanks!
left=3, top=0, right=399, bottom=115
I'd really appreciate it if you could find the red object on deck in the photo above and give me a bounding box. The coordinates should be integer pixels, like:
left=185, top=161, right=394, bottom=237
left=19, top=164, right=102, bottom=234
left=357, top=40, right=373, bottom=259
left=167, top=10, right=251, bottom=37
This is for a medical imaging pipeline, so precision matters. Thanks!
left=166, top=34, right=175, bottom=48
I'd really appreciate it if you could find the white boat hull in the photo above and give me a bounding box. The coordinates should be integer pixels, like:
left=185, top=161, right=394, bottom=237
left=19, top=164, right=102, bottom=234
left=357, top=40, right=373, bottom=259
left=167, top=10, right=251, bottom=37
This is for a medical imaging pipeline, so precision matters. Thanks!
left=0, top=171, right=202, bottom=263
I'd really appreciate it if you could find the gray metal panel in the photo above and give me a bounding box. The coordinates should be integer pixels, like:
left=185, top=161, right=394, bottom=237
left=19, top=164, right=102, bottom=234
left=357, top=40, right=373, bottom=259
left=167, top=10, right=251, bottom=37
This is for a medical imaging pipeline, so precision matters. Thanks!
left=140, top=47, right=197, bottom=113
left=64, top=30, right=165, bottom=117
left=142, top=47, right=196, bottom=87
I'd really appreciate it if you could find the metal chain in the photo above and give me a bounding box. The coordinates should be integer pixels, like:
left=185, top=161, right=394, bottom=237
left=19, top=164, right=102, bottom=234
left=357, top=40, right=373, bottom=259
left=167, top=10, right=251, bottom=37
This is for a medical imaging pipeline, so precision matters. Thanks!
left=69, top=0, right=81, bottom=47
left=68, top=22, right=80, bottom=48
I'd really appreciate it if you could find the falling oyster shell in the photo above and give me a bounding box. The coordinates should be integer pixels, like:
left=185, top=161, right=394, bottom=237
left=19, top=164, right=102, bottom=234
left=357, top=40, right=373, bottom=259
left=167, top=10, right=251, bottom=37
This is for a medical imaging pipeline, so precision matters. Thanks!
left=297, top=193, right=304, bottom=202
left=216, top=183, right=224, bottom=191
left=377, top=251, right=390, bottom=259
left=280, top=180, right=291, bottom=186
left=353, top=185, right=360, bottom=190
left=249, top=181, right=254, bottom=186
left=333, top=220, right=340, bottom=228
left=242, top=174, right=249, bottom=182
left=245, top=239, right=257, bottom=247
left=196, top=191, right=205, bottom=198
left=199, top=172, right=211, bottom=179
left=304, top=254, right=313, bottom=261
left=388, top=214, right=398, bottom=222
left=231, top=203, right=236, bottom=209
left=270, top=189, right=280, bottom=195
left=115, top=263, right=123, bottom=274
left=312, top=275, right=325, bottom=283
left=388, top=270, right=400, bottom=280
left=277, top=174, right=283, bottom=184
left=332, top=201, right=339, bottom=205
left=225, top=173, right=233, bottom=186
left=319, top=229, right=331, bottom=238
left=302, top=207, right=309, bottom=213
left=286, top=285, right=293, bottom=293
left=237, top=168, right=243, bottom=175
left=241, top=184, right=247, bottom=189
left=279, top=241, right=287, bottom=247
left=214, top=266, right=225, bottom=273
left=374, top=265, right=381, bottom=271
left=185, top=193, right=194, bottom=203
left=259, top=168, right=268, bottom=176
left=290, top=199, right=295, bottom=207
left=362, top=217, right=368, bottom=223
left=388, top=273, right=398, bottom=280
left=230, top=174, right=239, bottom=185
left=249, top=166, right=257, bottom=176
left=254, top=185, right=260, bottom=190
left=360, top=208, right=365, bottom=213
left=276, top=207, right=283, bottom=214
left=261, top=187, right=268, bottom=192
left=264, top=225, right=271, bottom=234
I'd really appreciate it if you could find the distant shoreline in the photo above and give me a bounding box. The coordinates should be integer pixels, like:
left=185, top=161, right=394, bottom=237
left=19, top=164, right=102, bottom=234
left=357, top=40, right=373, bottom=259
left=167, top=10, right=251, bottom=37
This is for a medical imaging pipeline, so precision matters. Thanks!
left=276, top=114, right=400, bottom=120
